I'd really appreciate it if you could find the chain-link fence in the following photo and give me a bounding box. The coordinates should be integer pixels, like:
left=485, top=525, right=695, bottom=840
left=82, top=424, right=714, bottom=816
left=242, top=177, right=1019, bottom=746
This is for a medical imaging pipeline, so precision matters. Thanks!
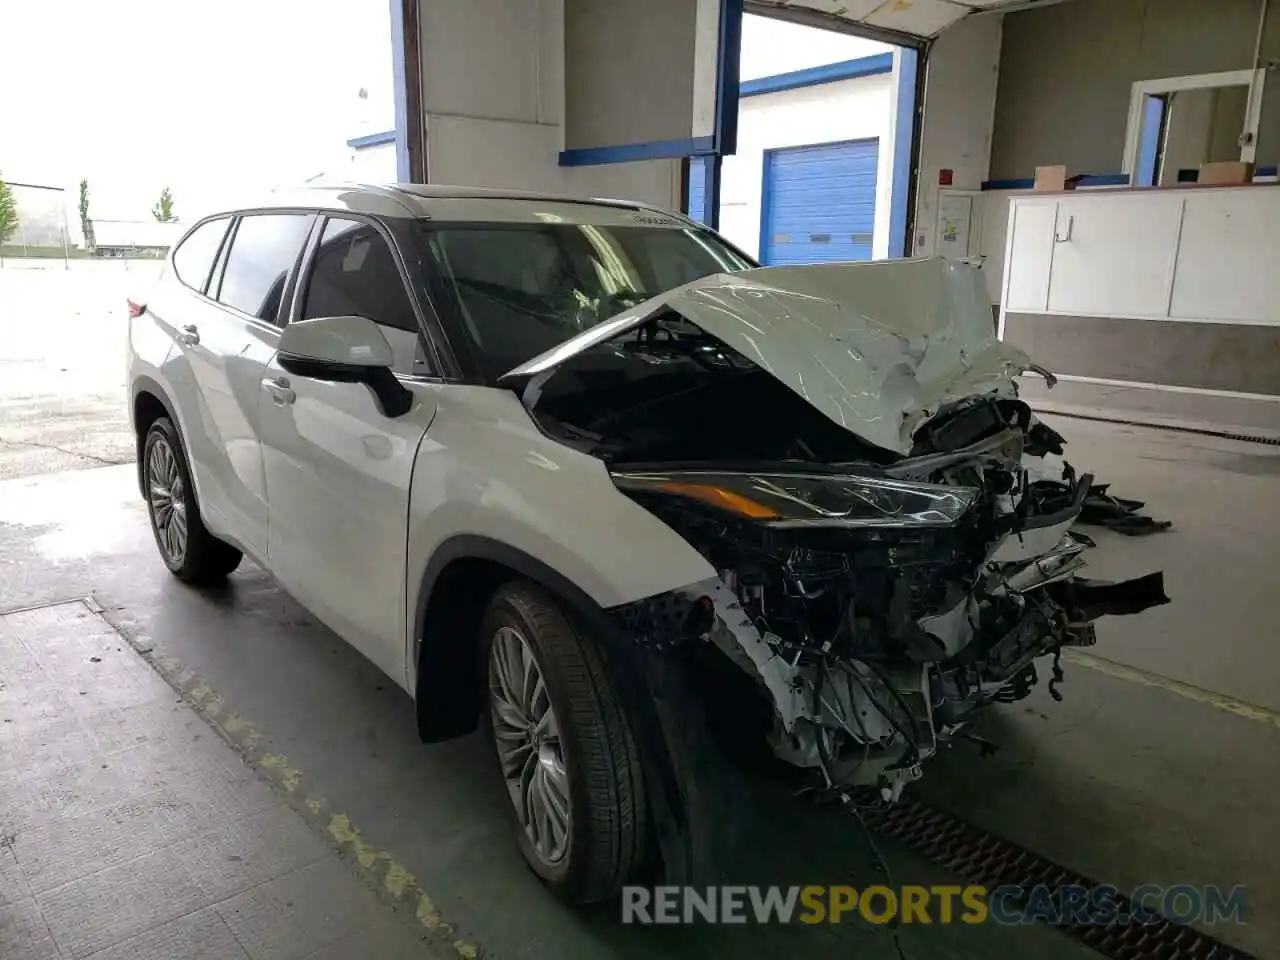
left=1, top=182, right=74, bottom=263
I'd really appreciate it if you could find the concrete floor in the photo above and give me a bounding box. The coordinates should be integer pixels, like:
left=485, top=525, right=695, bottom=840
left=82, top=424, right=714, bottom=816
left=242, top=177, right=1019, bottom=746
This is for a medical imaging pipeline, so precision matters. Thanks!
left=1, top=421, right=1276, bottom=958
left=1, top=263, right=1277, bottom=958
left=1, top=601, right=440, bottom=960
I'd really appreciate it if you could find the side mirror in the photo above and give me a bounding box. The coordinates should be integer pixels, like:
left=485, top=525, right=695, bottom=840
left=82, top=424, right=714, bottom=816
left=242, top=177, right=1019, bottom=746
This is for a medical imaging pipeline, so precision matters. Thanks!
left=277, top=315, right=413, bottom=417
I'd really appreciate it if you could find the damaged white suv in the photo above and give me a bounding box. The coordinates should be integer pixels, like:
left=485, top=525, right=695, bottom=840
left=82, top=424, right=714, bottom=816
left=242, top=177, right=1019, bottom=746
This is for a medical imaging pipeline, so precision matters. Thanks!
left=128, top=184, right=1166, bottom=904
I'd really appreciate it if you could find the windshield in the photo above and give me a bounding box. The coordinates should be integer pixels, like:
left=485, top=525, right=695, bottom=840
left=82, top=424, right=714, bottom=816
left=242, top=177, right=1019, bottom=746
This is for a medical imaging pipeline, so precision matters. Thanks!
left=419, top=220, right=753, bottom=380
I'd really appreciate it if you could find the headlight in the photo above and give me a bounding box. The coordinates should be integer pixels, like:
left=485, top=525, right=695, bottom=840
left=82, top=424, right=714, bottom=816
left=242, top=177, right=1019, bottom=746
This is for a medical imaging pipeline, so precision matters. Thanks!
left=612, top=470, right=977, bottom=529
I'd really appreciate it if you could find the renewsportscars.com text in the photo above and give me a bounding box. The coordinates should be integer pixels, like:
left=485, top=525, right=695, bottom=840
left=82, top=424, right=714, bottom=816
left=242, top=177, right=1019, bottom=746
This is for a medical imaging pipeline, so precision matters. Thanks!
left=621, top=884, right=1247, bottom=926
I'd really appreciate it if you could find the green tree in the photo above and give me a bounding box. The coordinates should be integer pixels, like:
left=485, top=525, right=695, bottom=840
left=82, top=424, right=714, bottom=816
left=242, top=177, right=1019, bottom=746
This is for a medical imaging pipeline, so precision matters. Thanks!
left=152, top=186, right=176, bottom=222
left=0, top=173, right=17, bottom=249
left=79, top=178, right=95, bottom=250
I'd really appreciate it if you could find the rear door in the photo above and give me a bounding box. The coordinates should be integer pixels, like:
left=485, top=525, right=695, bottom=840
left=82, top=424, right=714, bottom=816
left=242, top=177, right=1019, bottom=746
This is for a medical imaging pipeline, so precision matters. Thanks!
left=169, top=212, right=313, bottom=559
left=256, top=215, right=440, bottom=686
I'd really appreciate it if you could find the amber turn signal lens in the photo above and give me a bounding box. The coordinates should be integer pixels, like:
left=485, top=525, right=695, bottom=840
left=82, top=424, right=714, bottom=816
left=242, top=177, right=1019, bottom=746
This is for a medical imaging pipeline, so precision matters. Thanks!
left=654, top=481, right=781, bottom=519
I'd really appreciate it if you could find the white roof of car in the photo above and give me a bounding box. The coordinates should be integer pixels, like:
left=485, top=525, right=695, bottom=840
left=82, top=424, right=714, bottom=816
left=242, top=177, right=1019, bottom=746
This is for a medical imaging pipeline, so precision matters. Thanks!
left=252, top=182, right=691, bottom=226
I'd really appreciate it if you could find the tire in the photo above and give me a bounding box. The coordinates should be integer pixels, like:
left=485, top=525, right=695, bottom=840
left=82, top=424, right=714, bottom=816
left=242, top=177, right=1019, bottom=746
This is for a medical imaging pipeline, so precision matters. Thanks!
left=480, top=580, right=646, bottom=904
left=142, top=417, right=242, bottom=584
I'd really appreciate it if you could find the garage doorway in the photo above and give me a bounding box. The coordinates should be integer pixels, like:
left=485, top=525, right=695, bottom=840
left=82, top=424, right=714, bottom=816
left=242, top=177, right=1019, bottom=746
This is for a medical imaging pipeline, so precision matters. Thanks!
left=759, top=138, right=879, bottom=265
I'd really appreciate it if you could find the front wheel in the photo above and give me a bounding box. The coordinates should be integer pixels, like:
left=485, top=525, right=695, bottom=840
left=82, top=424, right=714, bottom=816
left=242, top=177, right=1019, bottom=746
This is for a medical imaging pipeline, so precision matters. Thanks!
left=142, top=418, right=242, bottom=584
left=481, top=581, right=646, bottom=903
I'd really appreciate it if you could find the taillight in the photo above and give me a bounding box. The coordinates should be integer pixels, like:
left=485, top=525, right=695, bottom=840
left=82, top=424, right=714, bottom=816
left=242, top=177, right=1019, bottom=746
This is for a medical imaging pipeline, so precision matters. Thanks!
left=127, top=299, right=146, bottom=318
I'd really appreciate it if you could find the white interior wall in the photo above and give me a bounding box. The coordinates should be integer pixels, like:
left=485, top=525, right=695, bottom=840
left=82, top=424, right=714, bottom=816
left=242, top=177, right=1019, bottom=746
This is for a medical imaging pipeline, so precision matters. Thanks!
left=416, top=0, right=680, bottom=208
left=913, top=14, right=1003, bottom=260
left=719, top=74, right=895, bottom=259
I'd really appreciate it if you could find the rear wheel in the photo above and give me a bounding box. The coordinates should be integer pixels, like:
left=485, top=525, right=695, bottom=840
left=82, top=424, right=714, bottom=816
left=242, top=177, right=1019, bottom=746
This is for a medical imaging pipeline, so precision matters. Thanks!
left=143, top=418, right=242, bottom=584
left=481, top=581, right=646, bottom=903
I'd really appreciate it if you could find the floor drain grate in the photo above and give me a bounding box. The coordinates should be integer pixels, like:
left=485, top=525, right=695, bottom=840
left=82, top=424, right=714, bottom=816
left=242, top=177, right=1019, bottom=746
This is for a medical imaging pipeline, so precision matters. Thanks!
left=1048, top=411, right=1280, bottom=447
left=850, top=791, right=1254, bottom=959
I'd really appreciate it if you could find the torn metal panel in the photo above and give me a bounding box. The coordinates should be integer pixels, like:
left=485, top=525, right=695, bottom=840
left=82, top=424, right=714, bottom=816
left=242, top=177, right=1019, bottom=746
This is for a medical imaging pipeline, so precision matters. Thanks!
left=504, top=258, right=1030, bottom=456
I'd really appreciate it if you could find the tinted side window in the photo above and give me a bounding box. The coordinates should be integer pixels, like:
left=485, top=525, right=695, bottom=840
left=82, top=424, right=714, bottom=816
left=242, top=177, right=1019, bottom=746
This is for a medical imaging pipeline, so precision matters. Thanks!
left=171, top=218, right=229, bottom=292
left=303, top=218, right=419, bottom=331
left=217, top=214, right=312, bottom=322
left=302, top=217, right=427, bottom=375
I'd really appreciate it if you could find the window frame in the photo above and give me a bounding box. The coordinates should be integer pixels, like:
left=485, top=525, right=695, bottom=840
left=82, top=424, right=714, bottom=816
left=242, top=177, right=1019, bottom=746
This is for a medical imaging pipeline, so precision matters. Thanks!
left=1121, top=69, right=1266, bottom=183
left=286, top=211, right=453, bottom=382
left=170, top=215, right=234, bottom=295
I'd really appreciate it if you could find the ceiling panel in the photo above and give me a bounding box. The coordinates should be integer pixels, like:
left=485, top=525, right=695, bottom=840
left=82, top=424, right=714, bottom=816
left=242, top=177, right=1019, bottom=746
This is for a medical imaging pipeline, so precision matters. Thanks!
left=746, top=0, right=1076, bottom=41
left=865, top=0, right=969, bottom=36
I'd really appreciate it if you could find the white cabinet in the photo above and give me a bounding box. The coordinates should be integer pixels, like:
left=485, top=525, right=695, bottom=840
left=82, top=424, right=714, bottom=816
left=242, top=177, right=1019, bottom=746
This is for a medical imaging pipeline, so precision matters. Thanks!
left=1002, top=200, right=1056, bottom=312
left=1171, top=191, right=1280, bottom=324
left=1001, top=185, right=1280, bottom=326
left=1046, top=194, right=1184, bottom=318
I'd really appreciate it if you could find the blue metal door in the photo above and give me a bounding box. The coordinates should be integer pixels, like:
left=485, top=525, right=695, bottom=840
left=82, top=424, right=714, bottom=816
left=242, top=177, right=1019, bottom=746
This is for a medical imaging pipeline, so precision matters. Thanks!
left=687, top=157, right=707, bottom=224
left=761, top=138, right=879, bottom=265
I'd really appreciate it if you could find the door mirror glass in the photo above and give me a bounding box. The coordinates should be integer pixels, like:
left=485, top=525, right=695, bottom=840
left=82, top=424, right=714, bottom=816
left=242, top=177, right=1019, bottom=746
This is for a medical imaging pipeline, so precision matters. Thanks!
left=278, top=315, right=395, bottom=369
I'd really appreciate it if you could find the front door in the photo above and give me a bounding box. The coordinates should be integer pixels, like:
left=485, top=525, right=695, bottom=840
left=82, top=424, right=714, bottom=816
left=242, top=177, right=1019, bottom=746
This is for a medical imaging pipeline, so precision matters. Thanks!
left=256, top=215, right=440, bottom=686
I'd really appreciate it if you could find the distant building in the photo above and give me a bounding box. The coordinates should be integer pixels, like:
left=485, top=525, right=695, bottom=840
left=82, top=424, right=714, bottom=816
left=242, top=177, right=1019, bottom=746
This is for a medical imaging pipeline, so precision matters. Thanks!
left=90, top=219, right=185, bottom=258
left=346, top=131, right=397, bottom=181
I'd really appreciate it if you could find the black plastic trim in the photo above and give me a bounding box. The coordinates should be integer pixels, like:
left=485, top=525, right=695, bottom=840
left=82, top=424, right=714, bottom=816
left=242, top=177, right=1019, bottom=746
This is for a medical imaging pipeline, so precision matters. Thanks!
left=276, top=354, right=413, bottom=417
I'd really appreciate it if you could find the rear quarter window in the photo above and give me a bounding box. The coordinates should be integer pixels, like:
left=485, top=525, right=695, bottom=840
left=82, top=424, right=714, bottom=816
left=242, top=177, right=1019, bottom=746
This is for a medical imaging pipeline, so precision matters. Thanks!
left=171, top=218, right=231, bottom=292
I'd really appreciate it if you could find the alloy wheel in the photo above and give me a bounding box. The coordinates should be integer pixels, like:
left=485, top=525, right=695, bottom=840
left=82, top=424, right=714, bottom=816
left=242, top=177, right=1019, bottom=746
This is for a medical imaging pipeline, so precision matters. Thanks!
left=488, top=625, right=571, bottom=865
left=147, top=436, right=188, bottom=564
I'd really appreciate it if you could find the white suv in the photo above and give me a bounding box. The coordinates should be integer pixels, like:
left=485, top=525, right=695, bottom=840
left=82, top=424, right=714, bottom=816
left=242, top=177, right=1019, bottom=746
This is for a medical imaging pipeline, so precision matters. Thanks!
left=128, top=183, right=1165, bottom=902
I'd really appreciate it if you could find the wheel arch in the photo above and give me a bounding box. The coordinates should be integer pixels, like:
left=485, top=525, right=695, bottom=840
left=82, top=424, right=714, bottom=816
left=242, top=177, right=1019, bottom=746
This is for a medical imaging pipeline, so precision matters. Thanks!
left=411, top=535, right=617, bottom=743
left=131, top=376, right=182, bottom=497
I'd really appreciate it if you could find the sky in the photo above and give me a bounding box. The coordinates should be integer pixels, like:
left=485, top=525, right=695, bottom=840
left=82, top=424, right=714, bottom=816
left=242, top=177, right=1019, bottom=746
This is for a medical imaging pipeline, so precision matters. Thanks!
left=4, top=0, right=395, bottom=225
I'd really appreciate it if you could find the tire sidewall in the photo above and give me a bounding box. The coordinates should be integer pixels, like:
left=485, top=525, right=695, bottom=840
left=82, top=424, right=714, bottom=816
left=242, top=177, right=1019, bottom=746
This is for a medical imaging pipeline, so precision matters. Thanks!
left=480, top=592, right=592, bottom=889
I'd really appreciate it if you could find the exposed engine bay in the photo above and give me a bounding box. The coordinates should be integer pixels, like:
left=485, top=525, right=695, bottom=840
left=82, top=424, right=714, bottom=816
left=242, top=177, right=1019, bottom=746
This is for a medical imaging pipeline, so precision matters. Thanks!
left=502, top=258, right=1170, bottom=800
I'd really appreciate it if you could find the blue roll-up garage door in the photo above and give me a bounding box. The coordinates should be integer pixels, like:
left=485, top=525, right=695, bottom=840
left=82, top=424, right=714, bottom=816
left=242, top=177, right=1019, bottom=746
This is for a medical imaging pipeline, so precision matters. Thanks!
left=761, top=138, right=879, bottom=265
left=687, top=157, right=707, bottom=224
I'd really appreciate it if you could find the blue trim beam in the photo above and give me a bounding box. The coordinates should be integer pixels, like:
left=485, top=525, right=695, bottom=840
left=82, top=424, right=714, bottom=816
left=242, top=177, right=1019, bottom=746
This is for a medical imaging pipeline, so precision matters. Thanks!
left=714, top=0, right=743, bottom=154
left=740, top=52, right=893, bottom=98
left=981, top=174, right=1131, bottom=190
left=560, top=136, right=717, bottom=167
left=758, top=150, right=776, bottom=263
left=701, top=154, right=724, bottom=230
left=347, top=130, right=397, bottom=149
left=887, top=48, right=917, bottom=259
left=389, top=0, right=411, bottom=181
left=982, top=169, right=1278, bottom=189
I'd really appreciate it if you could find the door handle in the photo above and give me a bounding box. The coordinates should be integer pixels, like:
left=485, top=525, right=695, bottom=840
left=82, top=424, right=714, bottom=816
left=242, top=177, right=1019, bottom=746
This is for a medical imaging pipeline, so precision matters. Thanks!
left=262, top=375, right=296, bottom=406
left=178, top=324, right=200, bottom=346
left=1054, top=215, right=1074, bottom=244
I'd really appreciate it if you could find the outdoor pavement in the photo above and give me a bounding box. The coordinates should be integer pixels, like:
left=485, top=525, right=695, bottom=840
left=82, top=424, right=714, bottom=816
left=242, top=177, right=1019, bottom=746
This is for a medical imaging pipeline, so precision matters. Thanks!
left=0, top=600, right=445, bottom=960
left=0, top=260, right=151, bottom=479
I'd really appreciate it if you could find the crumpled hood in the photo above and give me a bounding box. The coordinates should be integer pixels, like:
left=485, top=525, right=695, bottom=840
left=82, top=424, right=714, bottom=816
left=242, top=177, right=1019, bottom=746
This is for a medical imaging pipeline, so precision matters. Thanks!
left=502, top=257, right=1032, bottom=456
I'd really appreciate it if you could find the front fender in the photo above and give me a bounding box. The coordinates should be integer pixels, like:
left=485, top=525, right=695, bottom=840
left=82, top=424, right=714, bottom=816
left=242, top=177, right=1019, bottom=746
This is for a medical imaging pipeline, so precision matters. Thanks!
left=404, top=386, right=715, bottom=657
